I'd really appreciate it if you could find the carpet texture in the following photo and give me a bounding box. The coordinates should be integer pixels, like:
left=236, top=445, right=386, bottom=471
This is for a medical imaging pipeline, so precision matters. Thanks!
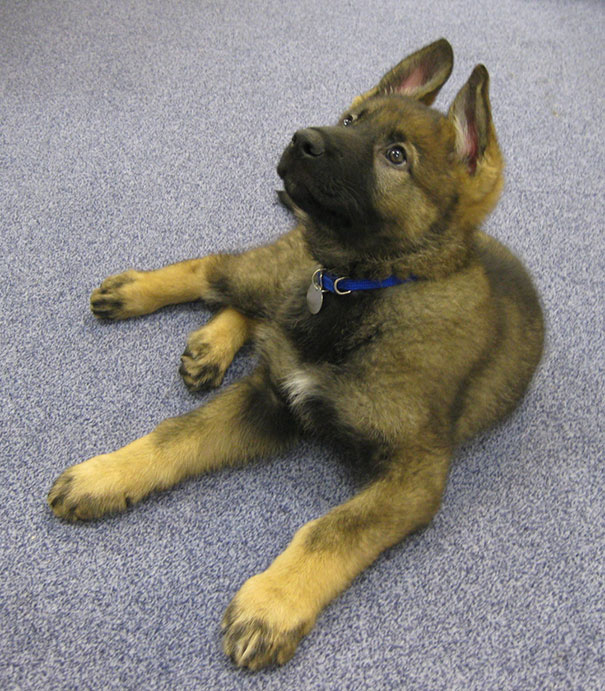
left=1, top=1, right=603, bottom=688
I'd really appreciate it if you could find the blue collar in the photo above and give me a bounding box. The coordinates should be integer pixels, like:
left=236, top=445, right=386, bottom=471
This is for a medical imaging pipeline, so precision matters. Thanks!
left=306, top=267, right=416, bottom=314
left=320, top=270, right=415, bottom=294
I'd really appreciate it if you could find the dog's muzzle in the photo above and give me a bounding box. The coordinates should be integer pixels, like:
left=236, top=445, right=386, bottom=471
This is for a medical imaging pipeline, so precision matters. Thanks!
left=290, top=129, right=325, bottom=158
left=278, top=128, right=325, bottom=180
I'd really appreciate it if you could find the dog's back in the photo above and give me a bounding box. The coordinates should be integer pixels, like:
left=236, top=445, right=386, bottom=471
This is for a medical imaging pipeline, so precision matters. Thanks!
left=452, top=232, right=544, bottom=444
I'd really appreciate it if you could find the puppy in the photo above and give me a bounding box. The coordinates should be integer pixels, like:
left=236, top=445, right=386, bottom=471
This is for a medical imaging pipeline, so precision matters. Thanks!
left=49, top=39, right=544, bottom=669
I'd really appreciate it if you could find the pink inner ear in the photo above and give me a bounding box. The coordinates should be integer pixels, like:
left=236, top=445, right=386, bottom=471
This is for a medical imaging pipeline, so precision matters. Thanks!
left=398, top=66, right=426, bottom=94
left=461, top=119, right=479, bottom=174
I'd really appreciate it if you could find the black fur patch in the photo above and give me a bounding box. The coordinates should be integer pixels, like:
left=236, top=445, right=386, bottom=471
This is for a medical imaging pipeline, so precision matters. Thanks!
left=241, top=371, right=299, bottom=444
left=278, top=125, right=377, bottom=230
left=279, top=278, right=383, bottom=365
left=208, top=274, right=268, bottom=319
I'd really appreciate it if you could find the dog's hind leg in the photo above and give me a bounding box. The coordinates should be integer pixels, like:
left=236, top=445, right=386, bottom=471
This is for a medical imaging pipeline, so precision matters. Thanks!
left=222, top=445, right=450, bottom=669
left=48, top=366, right=297, bottom=521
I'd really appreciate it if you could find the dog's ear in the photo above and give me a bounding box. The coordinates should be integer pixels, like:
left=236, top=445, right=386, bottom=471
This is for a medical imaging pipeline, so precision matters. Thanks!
left=449, top=65, right=504, bottom=225
left=448, top=64, right=495, bottom=174
left=352, top=38, right=454, bottom=107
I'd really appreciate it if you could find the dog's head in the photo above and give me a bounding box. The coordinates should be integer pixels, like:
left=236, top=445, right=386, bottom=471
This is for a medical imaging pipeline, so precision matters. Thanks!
left=277, top=39, right=503, bottom=277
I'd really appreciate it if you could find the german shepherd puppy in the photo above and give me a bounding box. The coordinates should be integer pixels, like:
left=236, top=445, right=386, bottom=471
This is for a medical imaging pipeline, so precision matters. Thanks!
left=48, top=39, right=544, bottom=669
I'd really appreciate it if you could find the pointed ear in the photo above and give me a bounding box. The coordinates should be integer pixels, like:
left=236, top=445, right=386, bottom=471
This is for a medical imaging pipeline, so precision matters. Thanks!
left=448, top=64, right=494, bottom=174
left=352, top=38, right=454, bottom=107
left=449, top=65, right=504, bottom=226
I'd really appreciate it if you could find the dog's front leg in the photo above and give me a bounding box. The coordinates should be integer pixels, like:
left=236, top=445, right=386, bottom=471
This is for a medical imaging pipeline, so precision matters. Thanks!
left=179, top=308, right=257, bottom=391
left=89, top=226, right=307, bottom=321
left=222, top=447, right=450, bottom=669
left=175, top=225, right=309, bottom=390
left=90, top=257, right=220, bottom=320
left=48, top=367, right=297, bottom=521
left=89, top=227, right=309, bottom=389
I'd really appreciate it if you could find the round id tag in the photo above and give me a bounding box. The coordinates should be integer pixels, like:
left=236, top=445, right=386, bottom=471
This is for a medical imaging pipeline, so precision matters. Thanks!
left=306, top=268, right=325, bottom=314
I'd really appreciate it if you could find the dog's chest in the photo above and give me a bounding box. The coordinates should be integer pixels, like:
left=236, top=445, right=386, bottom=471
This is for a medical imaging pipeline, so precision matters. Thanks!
left=277, top=278, right=383, bottom=366
left=255, top=281, right=388, bottom=436
left=281, top=367, right=321, bottom=410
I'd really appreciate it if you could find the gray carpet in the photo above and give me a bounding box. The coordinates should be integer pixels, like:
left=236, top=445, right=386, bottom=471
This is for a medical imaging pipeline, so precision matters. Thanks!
left=1, top=0, right=603, bottom=688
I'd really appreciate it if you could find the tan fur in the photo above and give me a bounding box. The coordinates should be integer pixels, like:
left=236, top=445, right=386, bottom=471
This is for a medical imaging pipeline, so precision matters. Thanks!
left=90, top=259, right=256, bottom=390
left=90, top=257, right=218, bottom=318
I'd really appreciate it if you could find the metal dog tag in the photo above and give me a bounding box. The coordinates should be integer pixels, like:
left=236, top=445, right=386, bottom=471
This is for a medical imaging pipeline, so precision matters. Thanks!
left=306, top=268, right=325, bottom=314
left=306, top=281, right=324, bottom=314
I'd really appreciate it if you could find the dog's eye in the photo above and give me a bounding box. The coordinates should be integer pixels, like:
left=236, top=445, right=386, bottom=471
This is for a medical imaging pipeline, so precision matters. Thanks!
left=342, top=115, right=353, bottom=127
left=386, top=145, right=407, bottom=165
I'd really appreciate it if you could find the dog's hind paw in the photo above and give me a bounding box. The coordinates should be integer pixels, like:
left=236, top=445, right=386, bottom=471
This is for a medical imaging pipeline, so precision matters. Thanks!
left=221, top=572, right=315, bottom=670
left=48, top=456, right=135, bottom=521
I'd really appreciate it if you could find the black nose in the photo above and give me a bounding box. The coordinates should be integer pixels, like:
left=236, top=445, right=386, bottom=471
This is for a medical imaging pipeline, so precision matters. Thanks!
left=291, top=128, right=325, bottom=158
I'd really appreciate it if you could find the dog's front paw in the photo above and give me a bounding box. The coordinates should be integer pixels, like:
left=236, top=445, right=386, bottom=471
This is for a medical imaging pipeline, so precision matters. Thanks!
left=179, top=329, right=229, bottom=391
left=222, top=572, right=315, bottom=670
left=90, top=270, right=147, bottom=320
left=48, top=455, right=139, bottom=521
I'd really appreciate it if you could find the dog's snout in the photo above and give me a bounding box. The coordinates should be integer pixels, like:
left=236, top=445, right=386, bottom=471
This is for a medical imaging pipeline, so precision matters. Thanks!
left=292, top=128, right=325, bottom=158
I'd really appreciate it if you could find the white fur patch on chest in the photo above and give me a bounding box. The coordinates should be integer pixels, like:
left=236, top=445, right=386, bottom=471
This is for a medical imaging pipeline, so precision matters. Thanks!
left=281, top=368, right=320, bottom=409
